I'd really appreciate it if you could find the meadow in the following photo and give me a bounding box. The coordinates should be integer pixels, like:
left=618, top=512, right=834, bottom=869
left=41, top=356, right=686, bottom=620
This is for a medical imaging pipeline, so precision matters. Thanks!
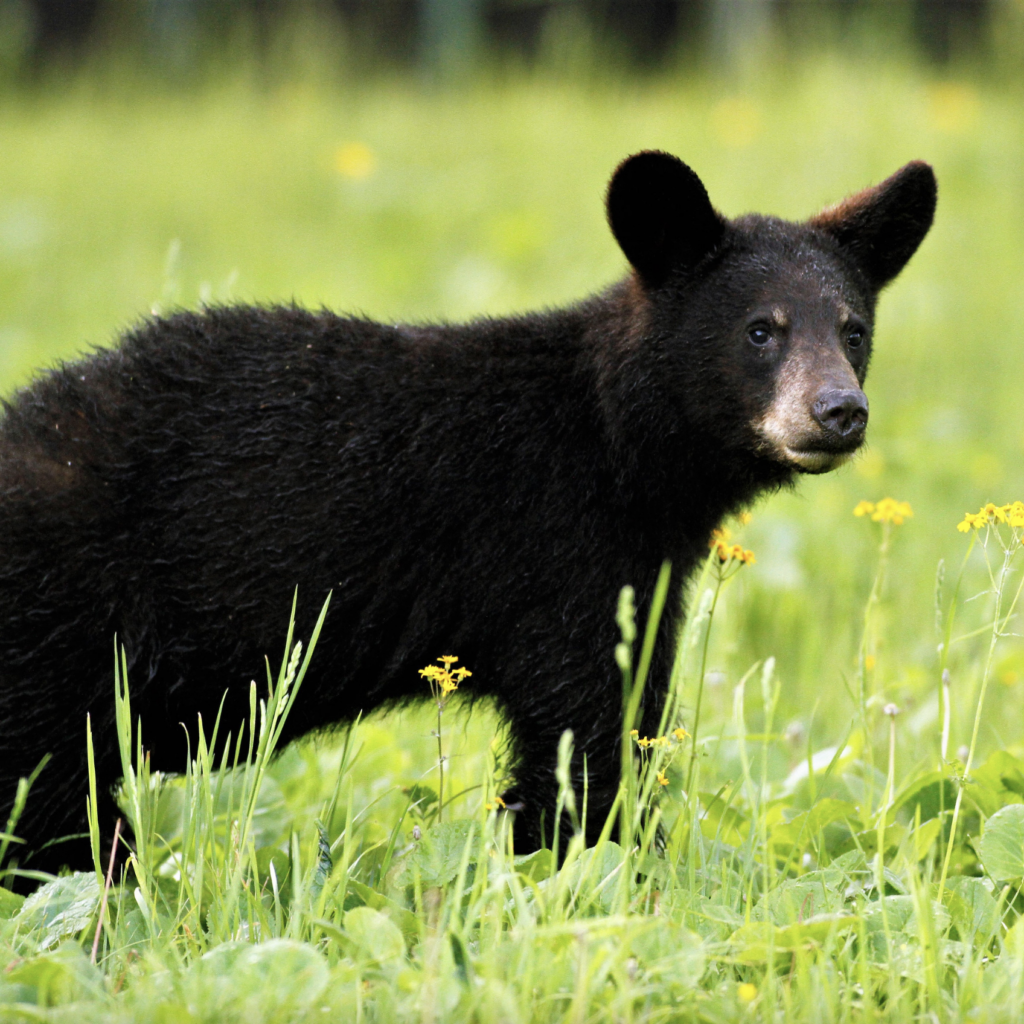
left=3, top=31, right=1024, bottom=1021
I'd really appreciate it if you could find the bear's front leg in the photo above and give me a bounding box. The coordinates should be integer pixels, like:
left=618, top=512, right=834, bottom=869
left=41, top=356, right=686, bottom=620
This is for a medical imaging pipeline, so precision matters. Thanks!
left=492, top=582, right=677, bottom=854
left=494, top=646, right=630, bottom=854
left=499, top=718, right=623, bottom=854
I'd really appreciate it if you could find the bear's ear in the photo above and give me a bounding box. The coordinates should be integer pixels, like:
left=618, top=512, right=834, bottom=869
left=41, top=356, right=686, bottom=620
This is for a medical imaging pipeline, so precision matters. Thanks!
left=606, top=151, right=726, bottom=288
left=809, top=161, right=937, bottom=291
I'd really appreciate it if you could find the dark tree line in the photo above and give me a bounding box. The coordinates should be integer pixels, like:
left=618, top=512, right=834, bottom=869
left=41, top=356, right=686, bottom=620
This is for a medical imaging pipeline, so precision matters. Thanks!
left=6, top=0, right=998, bottom=73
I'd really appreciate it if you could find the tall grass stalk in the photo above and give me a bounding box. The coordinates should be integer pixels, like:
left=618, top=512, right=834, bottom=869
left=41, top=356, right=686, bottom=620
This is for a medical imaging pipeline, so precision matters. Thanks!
left=856, top=518, right=892, bottom=795
left=685, top=570, right=725, bottom=800
left=0, top=754, right=49, bottom=886
left=939, top=523, right=1024, bottom=899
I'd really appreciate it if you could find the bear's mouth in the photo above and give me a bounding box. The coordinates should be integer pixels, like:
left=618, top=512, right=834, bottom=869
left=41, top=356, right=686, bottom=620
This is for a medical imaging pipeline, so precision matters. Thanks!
left=783, top=445, right=856, bottom=474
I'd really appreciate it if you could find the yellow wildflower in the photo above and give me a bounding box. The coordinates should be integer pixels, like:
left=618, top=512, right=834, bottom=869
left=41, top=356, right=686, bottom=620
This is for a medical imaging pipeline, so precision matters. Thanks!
left=629, top=729, right=639, bottom=737
left=485, top=794, right=506, bottom=812
left=418, top=656, right=470, bottom=701
left=875, top=498, right=912, bottom=524
left=334, top=141, right=375, bottom=179
left=984, top=502, right=1007, bottom=523
left=673, top=727, right=689, bottom=741
left=711, top=538, right=755, bottom=565
left=956, top=502, right=1024, bottom=532
left=855, top=498, right=912, bottom=525
left=635, top=734, right=671, bottom=749
left=738, top=982, right=758, bottom=1003
left=738, top=511, right=753, bottom=525
left=656, top=770, right=669, bottom=786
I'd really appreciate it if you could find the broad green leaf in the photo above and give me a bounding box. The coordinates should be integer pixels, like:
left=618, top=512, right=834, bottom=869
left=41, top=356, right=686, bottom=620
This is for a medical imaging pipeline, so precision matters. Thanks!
left=907, top=817, right=943, bottom=861
left=547, top=840, right=627, bottom=895
left=150, top=770, right=291, bottom=853
left=343, top=906, right=406, bottom=965
left=1004, top=916, right=1024, bottom=956
left=341, top=880, right=419, bottom=942
left=862, top=895, right=949, bottom=963
left=834, top=822, right=906, bottom=858
left=893, top=771, right=958, bottom=822
left=838, top=763, right=889, bottom=810
left=190, top=940, right=330, bottom=1017
left=678, top=892, right=743, bottom=942
left=753, top=872, right=846, bottom=925
left=780, top=732, right=863, bottom=796
left=863, top=894, right=917, bottom=933
left=397, top=820, right=478, bottom=888
left=571, top=841, right=626, bottom=886
left=980, top=804, right=1024, bottom=880
left=699, top=802, right=748, bottom=847
left=831, top=850, right=869, bottom=874
left=514, top=848, right=553, bottom=881
left=971, top=751, right=1024, bottom=817
left=560, top=842, right=630, bottom=912
left=15, top=872, right=99, bottom=950
left=0, top=886, right=24, bottom=919
left=3, top=943, right=103, bottom=1007
left=729, top=914, right=854, bottom=963
left=404, top=785, right=439, bottom=813
left=943, top=876, right=1000, bottom=945
left=636, top=852, right=676, bottom=890
left=771, top=799, right=858, bottom=848
left=629, top=921, right=705, bottom=989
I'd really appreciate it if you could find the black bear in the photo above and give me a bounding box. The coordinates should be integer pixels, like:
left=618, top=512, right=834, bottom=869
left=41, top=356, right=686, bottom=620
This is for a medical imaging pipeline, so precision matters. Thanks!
left=0, top=152, right=936, bottom=873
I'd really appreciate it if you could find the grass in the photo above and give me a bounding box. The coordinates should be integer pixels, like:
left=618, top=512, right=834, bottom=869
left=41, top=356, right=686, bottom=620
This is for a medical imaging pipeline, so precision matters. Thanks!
left=4, top=38, right=1024, bottom=1021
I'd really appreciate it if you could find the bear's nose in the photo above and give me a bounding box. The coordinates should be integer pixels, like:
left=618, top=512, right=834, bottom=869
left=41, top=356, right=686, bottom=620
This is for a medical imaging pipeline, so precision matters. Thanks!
left=812, top=389, right=869, bottom=438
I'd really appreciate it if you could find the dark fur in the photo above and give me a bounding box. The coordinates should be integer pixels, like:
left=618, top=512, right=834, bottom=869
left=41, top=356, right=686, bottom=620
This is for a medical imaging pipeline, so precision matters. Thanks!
left=0, top=153, right=936, bottom=872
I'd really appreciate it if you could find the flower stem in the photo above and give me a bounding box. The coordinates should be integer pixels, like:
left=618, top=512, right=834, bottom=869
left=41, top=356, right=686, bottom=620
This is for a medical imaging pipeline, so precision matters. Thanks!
left=858, top=520, right=891, bottom=806
left=685, top=576, right=724, bottom=799
left=938, top=538, right=1015, bottom=900
left=436, top=701, right=444, bottom=823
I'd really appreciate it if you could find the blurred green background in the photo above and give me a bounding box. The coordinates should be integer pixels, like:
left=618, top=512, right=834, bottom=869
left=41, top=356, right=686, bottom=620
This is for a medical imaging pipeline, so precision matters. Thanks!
left=2, top=0, right=1024, bottom=834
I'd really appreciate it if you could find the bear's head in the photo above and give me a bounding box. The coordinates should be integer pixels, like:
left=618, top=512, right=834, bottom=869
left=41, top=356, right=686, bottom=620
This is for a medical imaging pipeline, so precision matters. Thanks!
left=604, top=151, right=936, bottom=481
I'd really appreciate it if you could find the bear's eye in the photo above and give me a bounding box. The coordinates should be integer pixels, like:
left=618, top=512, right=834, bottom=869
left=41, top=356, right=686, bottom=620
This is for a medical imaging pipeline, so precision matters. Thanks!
left=747, top=325, right=773, bottom=347
left=847, top=329, right=865, bottom=349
